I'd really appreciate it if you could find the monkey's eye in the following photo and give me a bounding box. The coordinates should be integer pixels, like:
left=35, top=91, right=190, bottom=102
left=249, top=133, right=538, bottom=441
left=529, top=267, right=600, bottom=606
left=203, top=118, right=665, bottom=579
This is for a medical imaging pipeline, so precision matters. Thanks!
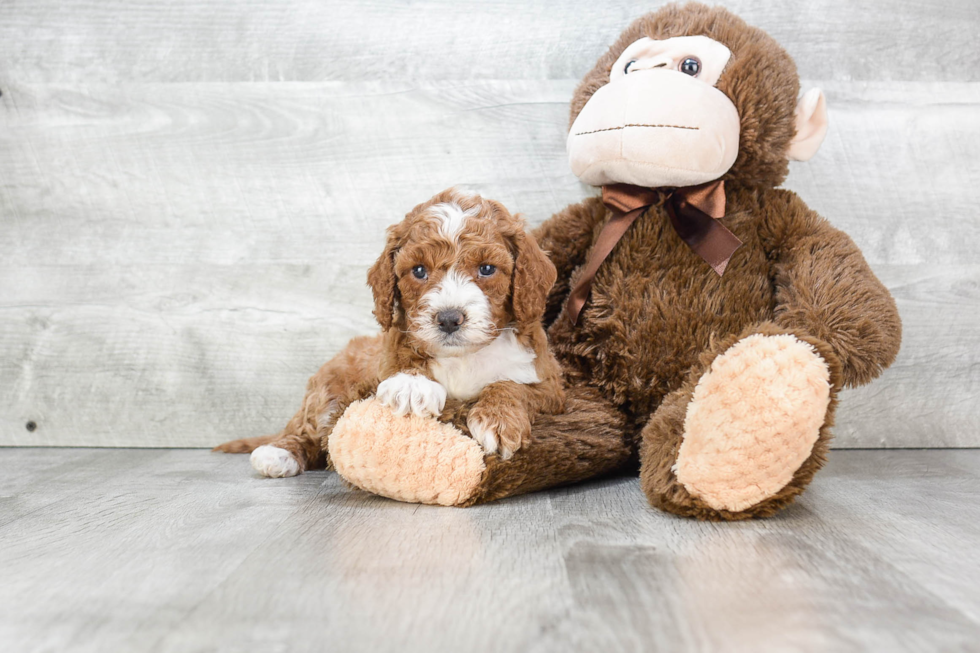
left=412, top=265, right=427, bottom=280
left=478, top=264, right=496, bottom=277
left=624, top=60, right=637, bottom=74
left=679, top=57, right=701, bottom=76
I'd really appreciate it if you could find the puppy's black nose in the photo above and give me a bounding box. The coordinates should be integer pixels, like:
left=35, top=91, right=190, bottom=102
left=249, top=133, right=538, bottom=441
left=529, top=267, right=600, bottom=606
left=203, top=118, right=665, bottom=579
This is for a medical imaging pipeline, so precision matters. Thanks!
left=436, top=309, right=465, bottom=334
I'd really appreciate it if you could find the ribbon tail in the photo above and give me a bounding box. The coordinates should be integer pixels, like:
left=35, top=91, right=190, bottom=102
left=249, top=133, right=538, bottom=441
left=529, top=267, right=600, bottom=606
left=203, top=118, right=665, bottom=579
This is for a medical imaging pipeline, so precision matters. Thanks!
left=702, top=224, right=742, bottom=275
left=565, top=203, right=648, bottom=325
left=667, top=201, right=742, bottom=275
left=564, top=181, right=736, bottom=327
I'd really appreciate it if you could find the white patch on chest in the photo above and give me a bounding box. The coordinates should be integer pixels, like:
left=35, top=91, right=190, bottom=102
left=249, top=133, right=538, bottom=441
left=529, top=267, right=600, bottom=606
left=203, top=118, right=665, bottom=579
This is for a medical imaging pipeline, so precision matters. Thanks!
left=429, top=329, right=540, bottom=401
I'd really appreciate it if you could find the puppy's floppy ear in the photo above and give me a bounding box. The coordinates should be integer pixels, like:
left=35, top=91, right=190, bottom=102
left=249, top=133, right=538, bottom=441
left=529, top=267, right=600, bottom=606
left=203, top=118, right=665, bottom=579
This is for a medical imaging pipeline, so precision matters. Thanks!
left=512, top=228, right=557, bottom=327
left=367, top=222, right=406, bottom=331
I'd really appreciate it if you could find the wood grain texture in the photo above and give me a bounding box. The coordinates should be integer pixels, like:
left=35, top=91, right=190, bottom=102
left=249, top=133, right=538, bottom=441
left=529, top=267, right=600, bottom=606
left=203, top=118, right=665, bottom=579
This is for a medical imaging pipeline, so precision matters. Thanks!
left=0, top=448, right=979, bottom=652
left=0, top=1, right=978, bottom=84
left=1, top=1, right=978, bottom=448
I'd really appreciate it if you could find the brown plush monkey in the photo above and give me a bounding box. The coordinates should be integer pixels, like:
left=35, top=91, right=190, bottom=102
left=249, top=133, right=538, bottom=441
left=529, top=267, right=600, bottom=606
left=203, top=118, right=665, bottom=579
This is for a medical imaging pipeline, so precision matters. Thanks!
left=246, top=3, right=903, bottom=520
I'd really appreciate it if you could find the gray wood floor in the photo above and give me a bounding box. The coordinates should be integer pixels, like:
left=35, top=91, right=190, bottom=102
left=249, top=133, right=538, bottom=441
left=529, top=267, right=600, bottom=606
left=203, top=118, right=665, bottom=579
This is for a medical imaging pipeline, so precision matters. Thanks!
left=2, top=450, right=980, bottom=652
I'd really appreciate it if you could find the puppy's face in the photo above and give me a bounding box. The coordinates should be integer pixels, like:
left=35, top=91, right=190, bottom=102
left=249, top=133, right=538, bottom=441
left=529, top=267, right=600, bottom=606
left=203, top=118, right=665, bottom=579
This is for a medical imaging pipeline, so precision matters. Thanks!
left=368, top=189, right=556, bottom=357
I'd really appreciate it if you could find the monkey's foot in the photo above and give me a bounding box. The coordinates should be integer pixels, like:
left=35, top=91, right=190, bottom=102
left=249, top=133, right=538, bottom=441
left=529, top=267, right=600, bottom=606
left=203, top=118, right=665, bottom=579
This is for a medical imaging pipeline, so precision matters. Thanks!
left=329, top=398, right=486, bottom=506
left=674, top=334, right=832, bottom=512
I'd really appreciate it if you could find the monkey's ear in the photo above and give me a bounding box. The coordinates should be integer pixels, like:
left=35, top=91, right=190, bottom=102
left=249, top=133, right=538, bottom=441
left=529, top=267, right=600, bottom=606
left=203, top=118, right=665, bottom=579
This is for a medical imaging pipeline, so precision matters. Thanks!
left=787, top=88, right=829, bottom=162
left=366, top=224, right=404, bottom=331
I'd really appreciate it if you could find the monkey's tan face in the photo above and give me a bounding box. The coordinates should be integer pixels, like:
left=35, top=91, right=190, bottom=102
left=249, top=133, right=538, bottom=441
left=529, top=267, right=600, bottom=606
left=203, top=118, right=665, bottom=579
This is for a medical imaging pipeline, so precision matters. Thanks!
left=568, top=35, right=741, bottom=188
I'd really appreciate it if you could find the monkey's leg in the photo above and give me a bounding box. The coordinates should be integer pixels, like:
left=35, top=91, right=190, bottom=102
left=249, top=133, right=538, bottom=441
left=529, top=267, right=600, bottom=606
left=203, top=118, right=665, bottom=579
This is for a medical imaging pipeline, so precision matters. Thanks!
left=640, top=323, right=841, bottom=520
left=329, top=384, right=633, bottom=506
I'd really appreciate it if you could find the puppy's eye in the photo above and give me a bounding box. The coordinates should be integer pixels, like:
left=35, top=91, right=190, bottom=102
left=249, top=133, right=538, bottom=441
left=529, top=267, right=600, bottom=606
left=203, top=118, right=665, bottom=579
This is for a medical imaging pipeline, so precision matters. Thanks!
left=411, top=265, right=427, bottom=280
left=478, top=264, right=496, bottom=277
left=679, top=57, right=701, bottom=76
left=624, top=60, right=637, bottom=74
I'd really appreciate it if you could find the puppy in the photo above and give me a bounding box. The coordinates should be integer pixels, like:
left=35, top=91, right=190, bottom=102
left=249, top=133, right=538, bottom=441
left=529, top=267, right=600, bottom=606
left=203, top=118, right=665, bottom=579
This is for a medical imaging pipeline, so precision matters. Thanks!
left=214, top=188, right=564, bottom=477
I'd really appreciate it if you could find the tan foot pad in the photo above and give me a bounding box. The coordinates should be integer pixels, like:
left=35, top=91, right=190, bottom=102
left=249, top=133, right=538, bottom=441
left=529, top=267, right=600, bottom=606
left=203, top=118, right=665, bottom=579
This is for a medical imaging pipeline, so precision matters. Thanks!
left=329, top=398, right=486, bottom=506
left=676, top=334, right=832, bottom=512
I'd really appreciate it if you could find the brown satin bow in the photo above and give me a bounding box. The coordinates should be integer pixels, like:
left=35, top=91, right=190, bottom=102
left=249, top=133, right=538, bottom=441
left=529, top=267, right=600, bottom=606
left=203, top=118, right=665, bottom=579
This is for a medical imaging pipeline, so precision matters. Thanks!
left=565, top=180, right=742, bottom=325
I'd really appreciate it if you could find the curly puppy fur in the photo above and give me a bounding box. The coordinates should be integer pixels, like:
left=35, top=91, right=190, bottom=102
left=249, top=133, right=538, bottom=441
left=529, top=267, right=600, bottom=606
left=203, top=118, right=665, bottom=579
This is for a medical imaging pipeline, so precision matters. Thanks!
left=215, top=188, right=564, bottom=472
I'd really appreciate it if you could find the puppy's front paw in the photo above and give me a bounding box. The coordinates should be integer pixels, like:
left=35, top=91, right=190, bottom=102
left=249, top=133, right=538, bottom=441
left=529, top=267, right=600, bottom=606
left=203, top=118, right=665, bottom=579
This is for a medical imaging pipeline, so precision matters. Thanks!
left=376, top=372, right=447, bottom=418
left=250, top=445, right=301, bottom=478
left=467, top=404, right=530, bottom=460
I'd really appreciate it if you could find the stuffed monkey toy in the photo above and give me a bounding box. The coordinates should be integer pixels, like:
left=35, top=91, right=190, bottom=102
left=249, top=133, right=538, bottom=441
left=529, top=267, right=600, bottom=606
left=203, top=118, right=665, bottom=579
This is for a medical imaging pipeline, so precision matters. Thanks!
left=227, top=2, right=902, bottom=521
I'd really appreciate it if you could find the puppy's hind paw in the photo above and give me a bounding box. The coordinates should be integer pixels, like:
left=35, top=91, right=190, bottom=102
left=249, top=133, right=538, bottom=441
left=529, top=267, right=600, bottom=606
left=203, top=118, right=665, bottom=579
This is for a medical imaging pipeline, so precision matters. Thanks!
left=250, top=445, right=301, bottom=478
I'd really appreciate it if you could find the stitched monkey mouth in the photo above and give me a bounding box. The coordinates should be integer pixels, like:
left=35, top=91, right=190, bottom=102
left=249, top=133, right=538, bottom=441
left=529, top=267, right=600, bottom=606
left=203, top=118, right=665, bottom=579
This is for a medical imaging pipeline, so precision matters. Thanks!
left=573, top=123, right=700, bottom=136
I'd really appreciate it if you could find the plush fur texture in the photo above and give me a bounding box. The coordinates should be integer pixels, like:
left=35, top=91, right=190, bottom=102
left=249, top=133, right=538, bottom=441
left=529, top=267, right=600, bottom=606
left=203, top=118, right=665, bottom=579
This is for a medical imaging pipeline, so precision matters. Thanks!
left=637, top=322, right=845, bottom=520
left=327, top=384, right=633, bottom=506
left=215, top=188, right=565, bottom=470
left=330, top=398, right=488, bottom=506
left=536, top=180, right=898, bottom=518
left=674, top=334, right=832, bottom=512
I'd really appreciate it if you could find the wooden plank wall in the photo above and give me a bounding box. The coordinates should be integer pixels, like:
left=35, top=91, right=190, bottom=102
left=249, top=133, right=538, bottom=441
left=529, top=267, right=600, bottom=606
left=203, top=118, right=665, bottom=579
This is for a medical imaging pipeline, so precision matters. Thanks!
left=1, top=1, right=978, bottom=448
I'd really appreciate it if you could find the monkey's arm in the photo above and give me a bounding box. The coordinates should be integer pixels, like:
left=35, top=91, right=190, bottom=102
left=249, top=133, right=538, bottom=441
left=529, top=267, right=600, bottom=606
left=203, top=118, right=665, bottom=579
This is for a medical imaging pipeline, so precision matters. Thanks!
left=532, top=196, right=608, bottom=326
left=761, top=189, right=902, bottom=387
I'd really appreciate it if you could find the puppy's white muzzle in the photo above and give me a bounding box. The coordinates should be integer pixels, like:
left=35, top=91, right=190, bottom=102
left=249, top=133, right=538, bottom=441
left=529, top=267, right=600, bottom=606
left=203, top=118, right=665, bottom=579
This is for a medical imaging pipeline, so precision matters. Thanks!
left=415, top=270, right=493, bottom=354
